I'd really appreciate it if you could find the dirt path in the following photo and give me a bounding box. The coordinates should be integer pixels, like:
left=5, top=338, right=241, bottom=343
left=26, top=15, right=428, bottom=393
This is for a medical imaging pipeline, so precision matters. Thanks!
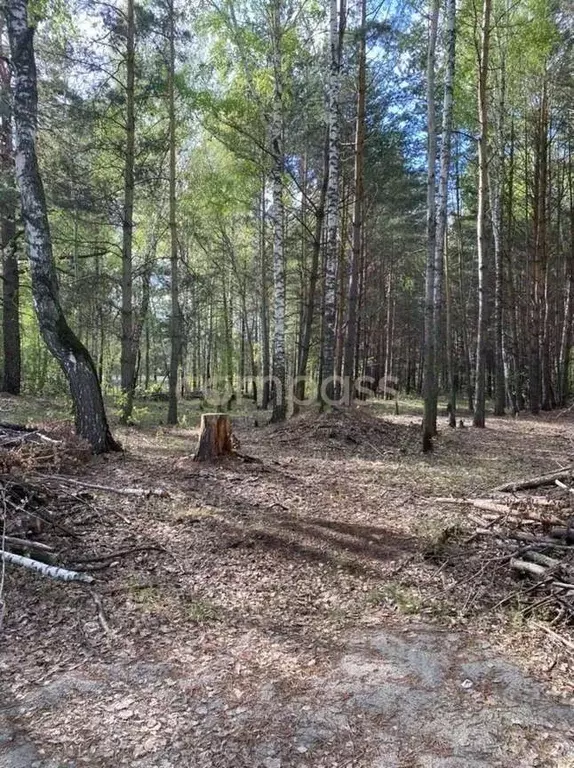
left=1, top=406, right=574, bottom=766
left=2, top=623, right=573, bottom=768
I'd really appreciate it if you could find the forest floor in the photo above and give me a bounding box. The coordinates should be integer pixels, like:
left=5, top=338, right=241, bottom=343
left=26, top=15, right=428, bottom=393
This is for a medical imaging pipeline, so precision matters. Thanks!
left=1, top=395, right=574, bottom=767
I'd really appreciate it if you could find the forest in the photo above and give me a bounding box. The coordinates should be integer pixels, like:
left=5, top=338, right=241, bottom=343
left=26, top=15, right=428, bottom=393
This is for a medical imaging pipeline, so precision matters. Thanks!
left=1, top=0, right=574, bottom=765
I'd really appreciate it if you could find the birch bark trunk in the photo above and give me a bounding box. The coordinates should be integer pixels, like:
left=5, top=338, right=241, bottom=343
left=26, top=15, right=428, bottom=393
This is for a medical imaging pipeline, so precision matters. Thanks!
left=5, top=0, right=119, bottom=453
left=321, top=0, right=345, bottom=405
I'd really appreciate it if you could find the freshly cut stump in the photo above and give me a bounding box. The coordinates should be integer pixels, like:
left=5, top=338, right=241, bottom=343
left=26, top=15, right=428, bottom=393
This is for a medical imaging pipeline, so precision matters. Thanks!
left=194, top=413, right=233, bottom=461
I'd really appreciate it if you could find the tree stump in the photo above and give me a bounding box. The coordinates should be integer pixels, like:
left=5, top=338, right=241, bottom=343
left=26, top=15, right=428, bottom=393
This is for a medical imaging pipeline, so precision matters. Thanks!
left=193, top=413, right=234, bottom=461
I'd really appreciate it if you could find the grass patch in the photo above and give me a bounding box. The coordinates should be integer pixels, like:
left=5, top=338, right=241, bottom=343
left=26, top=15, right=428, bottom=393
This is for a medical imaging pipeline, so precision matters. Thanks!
left=367, top=583, right=423, bottom=615
left=182, top=598, right=221, bottom=623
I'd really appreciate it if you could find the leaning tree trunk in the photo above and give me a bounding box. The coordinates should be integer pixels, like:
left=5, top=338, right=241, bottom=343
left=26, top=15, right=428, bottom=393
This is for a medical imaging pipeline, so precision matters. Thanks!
left=0, top=27, right=20, bottom=395
left=5, top=0, right=119, bottom=453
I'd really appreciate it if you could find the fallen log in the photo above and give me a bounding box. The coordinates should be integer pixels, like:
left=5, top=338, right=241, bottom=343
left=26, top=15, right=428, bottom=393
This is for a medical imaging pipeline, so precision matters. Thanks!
left=510, top=558, right=547, bottom=578
left=524, top=551, right=561, bottom=569
left=37, top=474, right=170, bottom=498
left=1, top=550, right=94, bottom=583
left=436, top=498, right=510, bottom=515
left=436, top=497, right=563, bottom=524
left=493, top=467, right=574, bottom=493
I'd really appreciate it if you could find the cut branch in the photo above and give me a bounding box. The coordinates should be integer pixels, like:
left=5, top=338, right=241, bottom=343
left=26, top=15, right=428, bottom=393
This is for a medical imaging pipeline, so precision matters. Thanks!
left=493, top=468, right=574, bottom=493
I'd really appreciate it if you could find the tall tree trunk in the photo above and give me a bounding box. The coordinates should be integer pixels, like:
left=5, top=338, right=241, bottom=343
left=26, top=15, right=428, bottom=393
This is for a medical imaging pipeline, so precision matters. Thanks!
left=0, top=26, right=20, bottom=395
left=473, top=0, right=492, bottom=428
left=529, top=90, right=544, bottom=415
left=167, top=0, right=180, bottom=425
left=422, top=0, right=439, bottom=451
left=5, top=0, right=119, bottom=452
left=343, top=0, right=366, bottom=403
left=444, top=234, right=456, bottom=427
left=538, top=85, right=553, bottom=410
left=321, top=0, right=345, bottom=405
left=435, top=0, right=456, bottom=425
left=120, top=0, right=136, bottom=423
left=122, top=238, right=155, bottom=422
left=490, top=46, right=506, bottom=416
left=559, top=139, right=574, bottom=405
left=270, top=0, right=286, bottom=422
left=259, top=181, right=271, bottom=410
left=295, top=131, right=329, bottom=405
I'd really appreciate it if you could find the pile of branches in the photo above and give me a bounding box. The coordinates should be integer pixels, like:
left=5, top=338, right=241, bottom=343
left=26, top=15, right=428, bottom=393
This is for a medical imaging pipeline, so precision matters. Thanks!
left=437, top=466, right=574, bottom=624
left=0, top=422, right=91, bottom=473
left=270, top=408, right=419, bottom=456
left=1, top=469, right=171, bottom=588
left=0, top=474, right=99, bottom=584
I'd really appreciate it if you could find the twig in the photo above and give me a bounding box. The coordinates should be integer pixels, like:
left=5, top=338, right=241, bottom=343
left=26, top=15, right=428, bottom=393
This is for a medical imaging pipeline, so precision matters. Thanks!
left=70, top=545, right=165, bottom=565
left=532, top=621, right=574, bottom=652
left=91, top=591, right=112, bottom=635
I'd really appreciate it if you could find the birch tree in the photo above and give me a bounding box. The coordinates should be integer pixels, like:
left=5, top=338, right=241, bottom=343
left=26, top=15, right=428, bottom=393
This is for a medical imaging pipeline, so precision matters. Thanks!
left=321, top=0, right=345, bottom=404
left=4, top=0, right=119, bottom=453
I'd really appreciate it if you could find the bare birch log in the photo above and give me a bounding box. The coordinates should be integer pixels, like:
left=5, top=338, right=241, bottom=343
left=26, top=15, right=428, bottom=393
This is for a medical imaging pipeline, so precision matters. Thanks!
left=37, top=475, right=170, bottom=498
left=493, top=468, right=574, bottom=493
left=1, top=551, right=94, bottom=583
